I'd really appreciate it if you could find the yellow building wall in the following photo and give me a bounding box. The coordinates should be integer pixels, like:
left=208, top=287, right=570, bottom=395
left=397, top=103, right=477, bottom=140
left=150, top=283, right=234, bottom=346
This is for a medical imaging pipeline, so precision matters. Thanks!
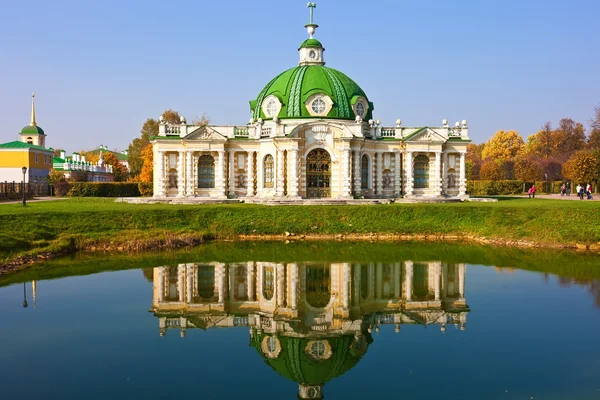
left=0, top=151, right=30, bottom=168
left=29, top=151, right=52, bottom=171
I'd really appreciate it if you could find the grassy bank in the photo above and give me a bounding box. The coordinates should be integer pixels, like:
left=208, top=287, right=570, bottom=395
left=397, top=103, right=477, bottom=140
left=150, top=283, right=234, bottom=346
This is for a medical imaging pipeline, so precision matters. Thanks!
left=1, top=198, right=599, bottom=265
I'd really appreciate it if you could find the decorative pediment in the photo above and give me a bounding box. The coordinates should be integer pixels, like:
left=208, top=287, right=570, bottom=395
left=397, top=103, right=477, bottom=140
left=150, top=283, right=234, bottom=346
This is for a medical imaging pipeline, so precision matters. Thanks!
left=185, top=126, right=227, bottom=141
left=405, top=127, right=446, bottom=143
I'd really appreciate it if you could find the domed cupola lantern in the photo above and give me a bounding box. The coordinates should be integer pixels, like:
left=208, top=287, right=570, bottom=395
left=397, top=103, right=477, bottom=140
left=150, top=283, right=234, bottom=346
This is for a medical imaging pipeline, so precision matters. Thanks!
left=299, top=2, right=325, bottom=66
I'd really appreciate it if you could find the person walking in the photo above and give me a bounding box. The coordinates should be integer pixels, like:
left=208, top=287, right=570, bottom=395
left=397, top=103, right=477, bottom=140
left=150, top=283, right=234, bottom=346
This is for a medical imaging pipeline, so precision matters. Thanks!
left=577, top=184, right=583, bottom=200
left=560, top=183, right=566, bottom=196
left=566, top=182, right=571, bottom=196
left=531, top=184, right=536, bottom=199
left=586, top=183, right=593, bottom=200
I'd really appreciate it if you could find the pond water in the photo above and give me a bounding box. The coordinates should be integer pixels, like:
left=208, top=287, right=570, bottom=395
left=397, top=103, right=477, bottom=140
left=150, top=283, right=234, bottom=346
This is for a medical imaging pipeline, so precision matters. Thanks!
left=1, top=242, right=599, bottom=399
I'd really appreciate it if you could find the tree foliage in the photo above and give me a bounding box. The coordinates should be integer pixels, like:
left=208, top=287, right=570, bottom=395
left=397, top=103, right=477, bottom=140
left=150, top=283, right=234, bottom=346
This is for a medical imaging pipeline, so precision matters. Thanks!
left=139, top=144, right=153, bottom=183
left=481, top=130, right=524, bottom=161
left=479, top=159, right=503, bottom=181
left=562, top=150, right=600, bottom=184
left=514, top=157, right=543, bottom=181
left=101, top=152, right=128, bottom=182
left=127, top=110, right=182, bottom=180
left=589, top=105, right=600, bottom=151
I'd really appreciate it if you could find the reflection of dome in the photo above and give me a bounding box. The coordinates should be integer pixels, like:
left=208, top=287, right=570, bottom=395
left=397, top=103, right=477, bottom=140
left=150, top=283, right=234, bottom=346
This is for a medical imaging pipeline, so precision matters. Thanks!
left=250, top=65, right=373, bottom=121
left=251, top=332, right=371, bottom=389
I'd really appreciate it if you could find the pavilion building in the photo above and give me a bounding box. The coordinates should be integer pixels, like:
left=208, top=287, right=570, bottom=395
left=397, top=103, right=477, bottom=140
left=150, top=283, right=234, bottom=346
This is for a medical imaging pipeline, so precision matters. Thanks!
left=151, top=4, right=470, bottom=200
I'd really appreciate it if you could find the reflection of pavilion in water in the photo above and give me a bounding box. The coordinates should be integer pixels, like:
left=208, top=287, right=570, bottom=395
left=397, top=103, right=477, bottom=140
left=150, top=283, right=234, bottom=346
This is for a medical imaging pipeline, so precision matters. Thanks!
left=151, top=261, right=468, bottom=399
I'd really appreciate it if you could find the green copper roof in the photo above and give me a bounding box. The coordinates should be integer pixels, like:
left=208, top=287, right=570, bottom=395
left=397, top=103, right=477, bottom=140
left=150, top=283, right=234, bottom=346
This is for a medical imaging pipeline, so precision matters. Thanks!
left=250, top=65, right=373, bottom=121
left=20, top=125, right=45, bottom=135
left=0, top=141, right=51, bottom=151
left=299, top=38, right=323, bottom=49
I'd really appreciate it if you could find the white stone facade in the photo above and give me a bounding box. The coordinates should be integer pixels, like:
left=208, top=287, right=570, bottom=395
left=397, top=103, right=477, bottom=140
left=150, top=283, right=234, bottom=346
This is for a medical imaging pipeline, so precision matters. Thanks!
left=152, top=119, right=470, bottom=199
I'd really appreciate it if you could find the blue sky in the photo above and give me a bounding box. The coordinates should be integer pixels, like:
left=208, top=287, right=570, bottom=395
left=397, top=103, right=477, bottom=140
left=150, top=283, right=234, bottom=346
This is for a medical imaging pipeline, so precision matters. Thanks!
left=1, top=0, right=599, bottom=152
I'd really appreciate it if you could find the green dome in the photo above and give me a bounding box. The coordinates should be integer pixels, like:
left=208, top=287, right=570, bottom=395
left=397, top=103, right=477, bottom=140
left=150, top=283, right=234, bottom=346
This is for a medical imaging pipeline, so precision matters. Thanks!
left=251, top=333, right=370, bottom=386
left=299, top=38, right=323, bottom=49
left=250, top=65, right=374, bottom=121
left=21, top=125, right=45, bottom=135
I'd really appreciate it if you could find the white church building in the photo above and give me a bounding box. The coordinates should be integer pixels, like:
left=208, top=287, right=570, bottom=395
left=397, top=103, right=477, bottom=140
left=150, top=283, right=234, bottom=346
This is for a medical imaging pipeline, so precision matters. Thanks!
left=152, top=4, right=470, bottom=200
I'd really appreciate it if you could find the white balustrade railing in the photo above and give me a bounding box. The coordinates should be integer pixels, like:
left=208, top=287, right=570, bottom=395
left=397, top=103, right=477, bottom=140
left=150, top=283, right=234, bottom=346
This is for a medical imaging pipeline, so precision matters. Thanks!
left=382, top=128, right=395, bottom=137
left=261, top=127, right=272, bottom=137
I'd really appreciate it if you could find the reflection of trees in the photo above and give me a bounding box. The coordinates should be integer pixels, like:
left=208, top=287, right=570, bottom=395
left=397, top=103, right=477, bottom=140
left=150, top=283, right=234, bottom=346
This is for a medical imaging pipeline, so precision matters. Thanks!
left=557, top=277, right=600, bottom=309
left=142, top=268, right=153, bottom=283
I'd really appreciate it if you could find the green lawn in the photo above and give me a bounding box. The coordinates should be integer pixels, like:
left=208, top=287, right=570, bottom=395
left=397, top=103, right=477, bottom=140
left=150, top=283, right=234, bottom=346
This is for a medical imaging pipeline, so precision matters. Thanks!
left=0, top=197, right=599, bottom=263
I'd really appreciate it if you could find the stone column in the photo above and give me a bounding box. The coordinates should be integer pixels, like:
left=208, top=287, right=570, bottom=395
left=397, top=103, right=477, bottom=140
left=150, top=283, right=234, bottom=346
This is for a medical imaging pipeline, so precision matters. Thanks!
left=178, top=264, right=185, bottom=302
left=246, top=262, right=255, bottom=301
left=368, top=263, right=375, bottom=299
left=228, top=150, right=236, bottom=197
left=156, top=150, right=165, bottom=197
left=434, top=262, right=441, bottom=301
left=342, top=263, right=351, bottom=309
left=276, top=263, right=285, bottom=307
left=186, top=151, right=194, bottom=196
left=177, top=152, right=185, bottom=197
left=458, top=263, right=466, bottom=299
left=247, top=151, right=255, bottom=197
left=229, top=265, right=236, bottom=302
left=342, top=149, right=352, bottom=198
left=405, top=151, right=413, bottom=196
left=404, top=261, right=413, bottom=301
left=459, top=152, right=467, bottom=197
left=217, top=151, right=226, bottom=198
left=351, top=265, right=360, bottom=307
left=353, top=150, right=361, bottom=197
left=394, top=151, right=401, bottom=197
left=442, top=151, right=448, bottom=194
left=376, top=152, right=383, bottom=196
left=290, top=263, right=298, bottom=309
left=276, top=150, right=285, bottom=197
left=289, top=149, right=299, bottom=197
left=216, top=263, right=225, bottom=304
left=434, top=151, right=442, bottom=196
left=157, top=267, right=165, bottom=302
left=186, top=264, right=194, bottom=303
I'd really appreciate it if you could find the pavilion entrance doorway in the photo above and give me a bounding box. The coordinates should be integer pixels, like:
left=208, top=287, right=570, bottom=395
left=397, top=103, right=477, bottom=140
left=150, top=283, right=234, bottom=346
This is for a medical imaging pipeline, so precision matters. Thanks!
left=306, top=149, right=331, bottom=198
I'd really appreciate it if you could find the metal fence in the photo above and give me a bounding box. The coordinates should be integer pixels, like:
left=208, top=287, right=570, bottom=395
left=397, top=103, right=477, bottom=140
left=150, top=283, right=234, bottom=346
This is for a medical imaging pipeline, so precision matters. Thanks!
left=0, top=181, right=51, bottom=201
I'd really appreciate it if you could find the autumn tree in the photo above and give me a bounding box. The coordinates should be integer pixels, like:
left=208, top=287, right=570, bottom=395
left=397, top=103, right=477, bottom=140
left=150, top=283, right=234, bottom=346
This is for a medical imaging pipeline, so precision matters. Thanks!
left=551, top=118, right=586, bottom=160
left=139, top=144, right=154, bottom=183
left=514, top=157, right=542, bottom=181
left=526, top=122, right=553, bottom=159
left=127, top=110, right=182, bottom=179
left=479, top=159, right=503, bottom=181
left=101, top=152, right=128, bottom=182
left=589, top=105, right=600, bottom=151
left=562, top=150, right=600, bottom=185
left=481, top=130, right=524, bottom=161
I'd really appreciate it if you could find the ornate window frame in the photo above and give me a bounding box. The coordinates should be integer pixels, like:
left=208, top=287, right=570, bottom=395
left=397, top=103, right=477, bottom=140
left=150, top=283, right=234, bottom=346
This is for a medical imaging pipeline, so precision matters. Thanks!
left=351, top=96, right=369, bottom=119
left=263, top=154, right=275, bottom=188
left=305, top=340, right=332, bottom=361
left=261, top=336, right=281, bottom=359
left=262, top=95, right=281, bottom=119
left=305, top=93, right=333, bottom=117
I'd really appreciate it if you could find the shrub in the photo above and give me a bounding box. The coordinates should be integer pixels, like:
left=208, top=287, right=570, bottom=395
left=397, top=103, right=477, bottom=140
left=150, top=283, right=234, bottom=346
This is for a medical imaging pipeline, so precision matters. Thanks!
left=54, top=181, right=71, bottom=197
left=138, top=182, right=153, bottom=197
left=467, top=180, right=523, bottom=195
left=67, top=182, right=141, bottom=197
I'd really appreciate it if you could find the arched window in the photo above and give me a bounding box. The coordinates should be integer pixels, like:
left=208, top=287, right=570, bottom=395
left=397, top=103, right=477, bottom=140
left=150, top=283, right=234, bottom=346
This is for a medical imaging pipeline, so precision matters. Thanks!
left=26, top=137, right=33, bottom=144
left=361, top=155, right=369, bottom=189
left=414, top=155, right=430, bottom=189
left=306, top=264, right=330, bottom=308
left=198, top=155, right=215, bottom=188
left=197, top=265, right=215, bottom=300
left=263, top=155, right=274, bottom=188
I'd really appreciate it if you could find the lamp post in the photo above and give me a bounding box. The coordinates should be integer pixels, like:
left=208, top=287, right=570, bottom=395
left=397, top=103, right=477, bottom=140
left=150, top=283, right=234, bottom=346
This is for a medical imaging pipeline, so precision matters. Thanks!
left=23, top=282, right=28, bottom=308
left=22, top=166, right=27, bottom=206
left=545, top=173, right=548, bottom=194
